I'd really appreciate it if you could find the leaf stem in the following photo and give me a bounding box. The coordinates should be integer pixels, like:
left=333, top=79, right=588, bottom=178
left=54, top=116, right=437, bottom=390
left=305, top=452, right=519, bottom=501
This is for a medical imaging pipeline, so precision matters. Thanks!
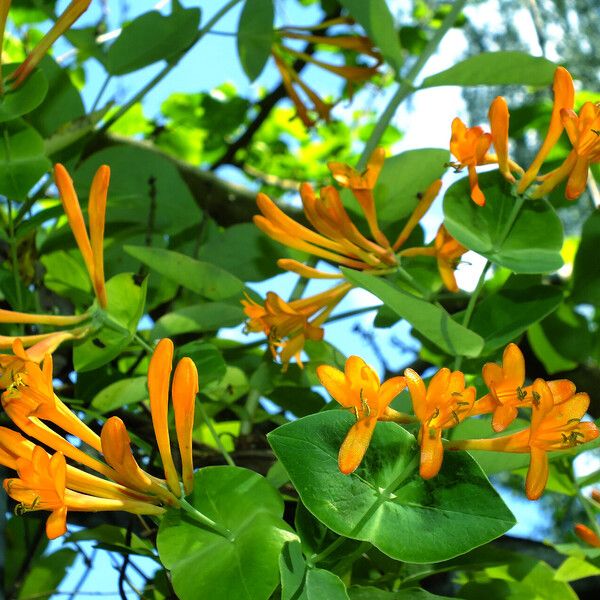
left=357, top=0, right=467, bottom=169
left=240, top=388, right=260, bottom=436
left=178, top=497, right=234, bottom=541
left=197, top=401, right=235, bottom=467
left=307, top=534, right=348, bottom=567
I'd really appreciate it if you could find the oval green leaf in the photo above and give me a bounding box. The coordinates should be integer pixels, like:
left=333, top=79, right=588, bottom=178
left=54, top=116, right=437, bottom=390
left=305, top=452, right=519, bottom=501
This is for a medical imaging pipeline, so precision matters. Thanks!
left=237, top=0, right=274, bottom=82
left=124, top=245, right=244, bottom=300
left=157, top=466, right=295, bottom=600
left=443, top=172, right=563, bottom=273
left=421, top=51, right=557, bottom=88
left=0, top=65, right=48, bottom=122
left=268, top=411, right=515, bottom=563
left=342, top=268, right=484, bottom=357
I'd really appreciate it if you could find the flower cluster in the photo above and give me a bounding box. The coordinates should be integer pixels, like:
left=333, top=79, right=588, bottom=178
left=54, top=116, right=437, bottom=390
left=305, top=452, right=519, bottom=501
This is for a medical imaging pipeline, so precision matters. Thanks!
left=247, top=148, right=465, bottom=369
left=319, top=343, right=598, bottom=500
left=450, top=66, right=599, bottom=204
left=0, top=337, right=197, bottom=538
left=0, top=164, right=110, bottom=357
left=272, top=17, right=382, bottom=127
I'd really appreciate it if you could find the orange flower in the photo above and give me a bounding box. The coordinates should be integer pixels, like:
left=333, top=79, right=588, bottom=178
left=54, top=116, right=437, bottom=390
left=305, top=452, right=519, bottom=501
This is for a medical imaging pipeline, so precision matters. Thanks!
left=574, top=524, right=600, bottom=548
left=242, top=283, right=351, bottom=370
left=451, top=379, right=598, bottom=500
left=328, top=148, right=389, bottom=248
left=254, top=178, right=395, bottom=274
left=488, top=96, right=524, bottom=184
left=399, top=225, right=467, bottom=293
left=54, top=164, right=109, bottom=308
left=317, top=356, right=408, bottom=474
left=449, top=117, right=494, bottom=206
left=4, top=447, right=164, bottom=539
left=473, top=343, right=577, bottom=431
left=6, top=1, right=91, bottom=89
left=532, top=102, right=600, bottom=200
left=517, top=67, right=575, bottom=194
left=405, top=367, right=476, bottom=479
left=272, top=18, right=381, bottom=127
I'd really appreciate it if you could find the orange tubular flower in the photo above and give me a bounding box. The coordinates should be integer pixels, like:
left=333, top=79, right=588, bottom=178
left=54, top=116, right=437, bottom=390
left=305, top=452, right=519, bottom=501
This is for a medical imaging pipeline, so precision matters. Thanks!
left=148, top=339, right=181, bottom=496
left=4, top=447, right=164, bottom=540
left=317, top=356, right=408, bottom=474
left=488, top=96, right=524, bottom=183
left=574, top=524, right=600, bottom=548
left=473, top=343, right=577, bottom=431
left=518, top=67, right=575, bottom=194
left=242, top=283, right=351, bottom=370
left=7, top=0, right=91, bottom=89
left=172, top=357, right=198, bottom=495
left=399, top=225, right=467, bottom=293
left=54, top=164, right=110, bottom=308
left=272, top=18, right=381, bottom=127
left=450, top=379, right=598, bottom=500
left=449, top=117, right=494, bottom=206
left=405, top=367, right=476, bottom=479
left=532, top=102, right=600, bottom=200
left=328, top=148, right=390, bottom=248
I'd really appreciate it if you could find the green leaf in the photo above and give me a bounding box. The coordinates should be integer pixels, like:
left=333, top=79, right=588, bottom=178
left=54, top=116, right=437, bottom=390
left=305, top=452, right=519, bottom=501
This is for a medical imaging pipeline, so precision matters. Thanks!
left=465, top=275, right=563, bottom=354
left=268, top=412, right=515, bottom=563
left=421, top=52, right=557, bottom=88
left=342, top=268, right=484, bottom=357
left=0, top=64, right=48, bottom=122
left=338, top=0, right=404, bottom=73
left=0, top=122, right=51, bottom=200
left=75, top=145, right=201, bottom=235
left=528, top=303, right=591, bottom=374
left=237, top=0, right=274, bottom=82
left=106, top=4, right=201, bottom=75
left=555, top=556, right=600, bottom=582
left=157, top=466, right=296, bottom=600
left=91, top=376, right=147, bottom=414
left=124, top=246, right=244, bottom=300
left=375, top=149, right=449, bottom=225
left=73, top=273, right=147, bottom=372
left=349, top=587, right=457, bottom=599
left=443, top=172, right=563, bottom=273
left=153, top=302, right=245, bottom=337
left=17, top=548, right=76, bottom=600
left=41, top=249, right=92, bottom=306
left=572, top=210, right=600, bottom=305
left=280, top=541, right=349, bottom=600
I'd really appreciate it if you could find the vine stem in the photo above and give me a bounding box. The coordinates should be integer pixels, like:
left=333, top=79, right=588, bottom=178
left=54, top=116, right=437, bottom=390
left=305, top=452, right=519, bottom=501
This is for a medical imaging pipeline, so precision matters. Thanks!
left=357, top=0, right=468, bottom=169
left=100, top=0, right=244, bottom=132
left=197, top=401, right=235, bottom=467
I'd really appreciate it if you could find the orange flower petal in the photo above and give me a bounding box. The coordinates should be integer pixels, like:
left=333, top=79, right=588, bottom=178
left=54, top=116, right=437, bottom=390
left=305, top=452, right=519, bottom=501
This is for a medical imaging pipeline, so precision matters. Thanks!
left=404, top=368, right=428, bottom=422
left=46, top=505, right=68, bottom=539
left=502, top=343, right=525, bottom=388
left=316, top=365, right=354, bottom=408
left=419, top=425, right=443, bottom=480
left=338, top=417, right=377, bottom=474
left=88, top=165, right=109, bottom=308
left=526, top=446, right=549, bottom=501
left=492, top=404, right=518, bottom=433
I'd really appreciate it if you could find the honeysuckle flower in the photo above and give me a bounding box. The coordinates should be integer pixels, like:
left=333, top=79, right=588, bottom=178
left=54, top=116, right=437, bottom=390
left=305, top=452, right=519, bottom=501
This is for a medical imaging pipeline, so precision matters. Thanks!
left=172, top=357, right=198, bottom=495
left=472, top=343, right=577, bottom=431
left=399, top=225, right=467, bottom=293
left=317, top=356, right=409, bottom=474
left=592, top=489, right=600, bottom=505
left=517, top=67, right=575, bottom=194
left=3, top=447, right=165, bottom=540
left=6, top=0, right=91, bottom=89
left=254, top=179, right=395, bottom=274
left=449, top=117, right=494, bottom=206
left=488, top=96, right=524, bottom=184
left=532, top=102, right=600, bottom=200
left=242, top=283, right=351, bottom=370
left=392, top=179, right=443, bottom=251
left=272, top=17, right=381, bottom=127
left=328, top=148, right=389, bottom=247
left=448, top=379, right=598, bottom=500
left=405, top=367, right=476, bottom=479
left=574, top=524, right=600, bottom=548
left=54, top=163, right=109, bottom=308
